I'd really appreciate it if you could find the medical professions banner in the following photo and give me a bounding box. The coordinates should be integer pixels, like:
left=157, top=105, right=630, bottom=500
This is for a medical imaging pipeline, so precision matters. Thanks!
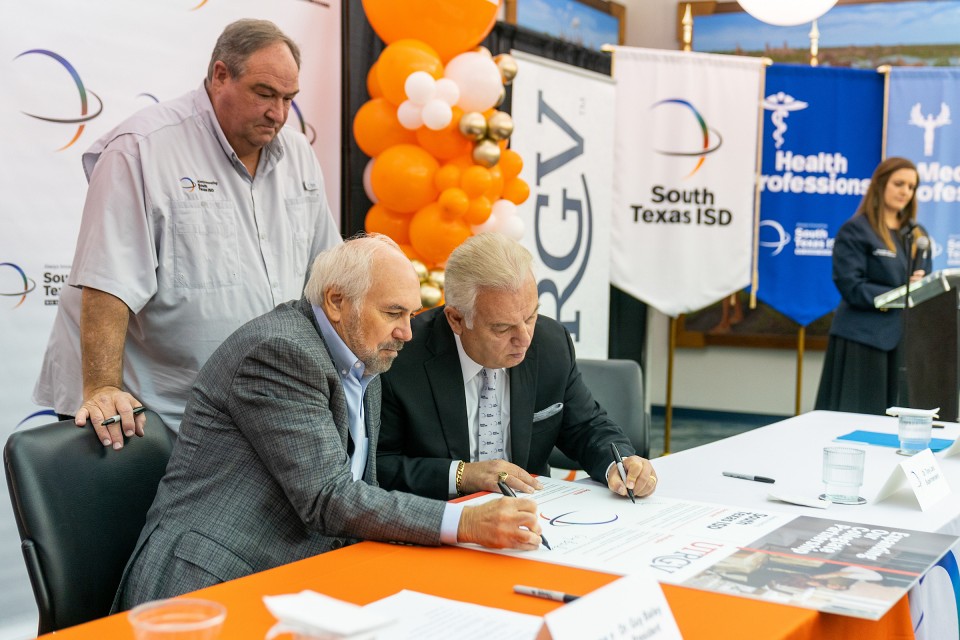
left=757, top=65, right=882, bottom=326
left=0, top=3, right=340, bottom=441
left=610, top=48, right=764, bottom=317
left=887, top=67, right=960, bottom=271
left=510, top=51, right=615, bottom=357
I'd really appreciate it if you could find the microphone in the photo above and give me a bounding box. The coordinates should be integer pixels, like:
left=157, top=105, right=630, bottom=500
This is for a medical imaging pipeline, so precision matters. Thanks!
left=916, top=235, right=930, bottom=261
left=900, top=219, right=918, bottom=238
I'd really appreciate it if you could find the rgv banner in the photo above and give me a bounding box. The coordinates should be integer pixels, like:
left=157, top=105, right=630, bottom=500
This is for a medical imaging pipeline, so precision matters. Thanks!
left=610, top=48, right=764, bottom=318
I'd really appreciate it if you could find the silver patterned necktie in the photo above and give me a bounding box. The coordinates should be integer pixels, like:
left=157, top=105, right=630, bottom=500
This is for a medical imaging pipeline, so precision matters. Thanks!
left=477, top=368, right=504, bottom=460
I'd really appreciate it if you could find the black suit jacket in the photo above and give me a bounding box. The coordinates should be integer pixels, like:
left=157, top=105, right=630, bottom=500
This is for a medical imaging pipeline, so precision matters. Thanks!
left=830, top=214, right=932, bottom=351
left=377, top=307, right=634, bottom=500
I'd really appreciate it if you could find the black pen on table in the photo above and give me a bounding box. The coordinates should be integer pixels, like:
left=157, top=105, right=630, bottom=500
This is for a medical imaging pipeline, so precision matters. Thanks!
left=100, top=406, right=147, bottom=427
left=722, top=471, right=775, bottom=484
left=513, top=585, right=579, bottom=603
left=609, top=442, right=636, bottom=503
left=497, top=480, right=551, bottom=550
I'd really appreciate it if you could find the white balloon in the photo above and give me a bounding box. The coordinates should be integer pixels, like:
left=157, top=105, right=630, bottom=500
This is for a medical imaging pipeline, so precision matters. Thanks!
left=404, top=71, right=436, bottom=105
left=500, top=215, right=525, bottom=240
left=470, top=213, right=499, bottom=234
left=738, top=0, right=837, bottom=26
left=444, top=52, right=503, bottom=113
left=434, top=78, right=461, bottom=106
left=421, top=100, right=453, bottom=130
left=491, top=199, right=517, bottom=220
left=363, top=158, right=378, bottom=203
left=396, top=100, right=423, bottom=130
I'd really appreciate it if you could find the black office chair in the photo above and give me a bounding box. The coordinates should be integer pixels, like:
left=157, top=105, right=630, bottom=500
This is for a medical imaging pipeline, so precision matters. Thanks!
left=4, top=410, right=174, bottom=633
left=549, top=358, right=650, bottom=471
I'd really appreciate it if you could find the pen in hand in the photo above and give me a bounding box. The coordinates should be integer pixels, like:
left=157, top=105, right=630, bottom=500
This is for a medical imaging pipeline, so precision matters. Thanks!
left=100, top=406, right=147, bottom=427
left=498, top=480, right=551, bottom=550
left=610, top=442, right=635, bottom=504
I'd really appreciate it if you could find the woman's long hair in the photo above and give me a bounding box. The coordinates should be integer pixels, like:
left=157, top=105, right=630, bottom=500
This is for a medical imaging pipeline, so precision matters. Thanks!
left=855, top=156, right=920, bottom=252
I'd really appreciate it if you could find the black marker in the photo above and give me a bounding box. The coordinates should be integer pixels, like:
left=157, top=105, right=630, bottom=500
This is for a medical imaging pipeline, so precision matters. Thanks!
left=610, top=442, right=636, bottom=503
left=498, top=480, right=551, bottom=550
left=100, top=406, right=146, bottom=427
left=722, top=471, right=775, bottom=484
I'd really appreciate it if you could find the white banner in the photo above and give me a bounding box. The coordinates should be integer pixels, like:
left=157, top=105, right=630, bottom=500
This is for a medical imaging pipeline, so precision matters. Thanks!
left=510, top=51, right=615, bottom=358
left=610, top=48, right=764, bottom=317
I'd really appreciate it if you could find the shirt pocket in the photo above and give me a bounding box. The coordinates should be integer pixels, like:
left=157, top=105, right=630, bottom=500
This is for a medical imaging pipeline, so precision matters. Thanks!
left=284, top=194, right=320, bottom=278
left=172, top=200, right=240, bottom=289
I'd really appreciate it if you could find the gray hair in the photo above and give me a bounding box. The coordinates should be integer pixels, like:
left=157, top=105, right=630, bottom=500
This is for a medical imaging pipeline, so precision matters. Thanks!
left=444, top=233, right=533, bottom=327
left=206, top=19, right=301, bottom=82
left=304, top=233, right=403, bottom=307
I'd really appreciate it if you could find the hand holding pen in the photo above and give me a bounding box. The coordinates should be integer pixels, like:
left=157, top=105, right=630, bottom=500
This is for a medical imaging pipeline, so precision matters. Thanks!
left=76, top=385, right=147, bottom=451
left=498, top=480, right=551, bottom=550
left=609, top=443, right=658, bottom=500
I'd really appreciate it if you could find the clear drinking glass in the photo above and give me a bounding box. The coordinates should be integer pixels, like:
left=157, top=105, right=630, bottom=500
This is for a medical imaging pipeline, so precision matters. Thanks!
left=821, top=446, right=866, bottom=505
left=128, top=598, right=226, bottom=640
left=897, top=414, right=933, bottom=456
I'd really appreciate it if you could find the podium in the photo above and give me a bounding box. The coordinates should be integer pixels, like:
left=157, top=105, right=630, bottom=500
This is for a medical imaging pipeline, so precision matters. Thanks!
left=875, top=268, right=960, bottom=421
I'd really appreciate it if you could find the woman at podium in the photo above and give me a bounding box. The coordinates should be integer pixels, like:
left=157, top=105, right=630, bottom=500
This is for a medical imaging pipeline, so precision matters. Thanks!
left=815, top=157, right=932, bottom=415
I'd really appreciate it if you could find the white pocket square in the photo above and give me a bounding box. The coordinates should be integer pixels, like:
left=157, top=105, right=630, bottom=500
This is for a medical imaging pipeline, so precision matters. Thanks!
left=533, top=402, right=563, bottom=422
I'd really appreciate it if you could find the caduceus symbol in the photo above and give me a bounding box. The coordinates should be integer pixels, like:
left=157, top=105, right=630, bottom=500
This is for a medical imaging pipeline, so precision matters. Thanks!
left=762, top=92, right=808, bottom=149
left=909, top=102, right=951, bottom=156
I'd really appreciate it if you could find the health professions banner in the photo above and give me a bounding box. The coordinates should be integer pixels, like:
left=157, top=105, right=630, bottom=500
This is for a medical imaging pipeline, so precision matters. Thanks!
left=887, top=68, right=960, bottom=271
left=610, top=48, right=764, bottom=317
left=757, top=65, right=882, bottom=326
left=509, top=51, right=615, bottom=358
left=0, top=4, right=340, bottom=431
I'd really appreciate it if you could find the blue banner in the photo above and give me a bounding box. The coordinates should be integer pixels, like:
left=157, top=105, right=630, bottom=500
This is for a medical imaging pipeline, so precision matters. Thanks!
left=887, top=68, right=960, bottom=271
left=757, top=65, right=883, bottom=326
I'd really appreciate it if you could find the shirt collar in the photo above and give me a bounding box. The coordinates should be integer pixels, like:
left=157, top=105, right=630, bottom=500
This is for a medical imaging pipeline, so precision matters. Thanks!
left=194, top=81, right=285, bottom=174
left=454, top=334, right=485, bottom=385
left=312, top=304, right=369, bottom=382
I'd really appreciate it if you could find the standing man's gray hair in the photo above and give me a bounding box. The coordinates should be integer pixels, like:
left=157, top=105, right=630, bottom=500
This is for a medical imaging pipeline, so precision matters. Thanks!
left=444, top=233, right=534, bottom=327
left=206, top=19, right=302, bottom=82
left=304, top=234, right=405, bottom=307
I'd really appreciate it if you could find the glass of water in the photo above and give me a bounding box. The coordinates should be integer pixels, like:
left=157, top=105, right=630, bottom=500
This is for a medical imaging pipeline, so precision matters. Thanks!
left=821, top=447, right=866, bottom=505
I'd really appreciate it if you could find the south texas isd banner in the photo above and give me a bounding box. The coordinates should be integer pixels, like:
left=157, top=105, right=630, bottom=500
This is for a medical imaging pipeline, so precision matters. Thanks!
left=510, top=51, right=615, bottom=358
left=887, top=68, right=960, bottom=271
left=757, top=65, right=882, bottom=326
left=610, top=48, right=764, bottom=317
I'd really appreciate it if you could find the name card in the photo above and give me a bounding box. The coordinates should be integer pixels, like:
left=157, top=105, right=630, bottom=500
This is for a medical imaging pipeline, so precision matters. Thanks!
left=542, top=575, right=681, bottom=640
left=938, top=436, right=960, bottom=458
left=874, top=448, right=951, bottom=510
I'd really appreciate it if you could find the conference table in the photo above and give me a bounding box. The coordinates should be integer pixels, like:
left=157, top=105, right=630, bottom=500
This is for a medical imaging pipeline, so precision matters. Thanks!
left=40, top=410, right=944, bottom=640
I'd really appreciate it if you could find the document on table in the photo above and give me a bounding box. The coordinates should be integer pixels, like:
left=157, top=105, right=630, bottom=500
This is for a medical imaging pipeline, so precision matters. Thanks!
left=364, top=590, right=542, bottom=640
left=457, top=477, right=959, bottom=620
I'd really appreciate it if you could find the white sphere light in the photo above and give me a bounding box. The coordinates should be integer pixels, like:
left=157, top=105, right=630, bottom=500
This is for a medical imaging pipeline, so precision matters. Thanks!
left=737, top=0, right=838, bottom=26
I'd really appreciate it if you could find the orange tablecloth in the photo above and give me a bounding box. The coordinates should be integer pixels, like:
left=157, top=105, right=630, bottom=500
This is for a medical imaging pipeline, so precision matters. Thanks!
left=41, top=541, right=914, bottom=639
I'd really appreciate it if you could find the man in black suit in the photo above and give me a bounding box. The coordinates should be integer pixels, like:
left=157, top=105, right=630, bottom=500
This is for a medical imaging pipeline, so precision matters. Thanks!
left=378, top=232, right=657, bottom=500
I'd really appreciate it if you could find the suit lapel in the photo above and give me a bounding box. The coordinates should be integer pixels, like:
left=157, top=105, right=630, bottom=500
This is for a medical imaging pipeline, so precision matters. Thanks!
left=425, top=314, right=472, bottom=460
left=508, top=342, right=537, bottom=468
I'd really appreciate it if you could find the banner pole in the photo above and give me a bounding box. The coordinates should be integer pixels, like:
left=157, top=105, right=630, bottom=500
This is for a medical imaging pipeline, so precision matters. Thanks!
left=795, top=326, right=806, bottom=415
left=878, top=65, right=891, bottom=159
left=750, top=58, right=773, bottom=309
left=665, top=316, right=676, bottom=454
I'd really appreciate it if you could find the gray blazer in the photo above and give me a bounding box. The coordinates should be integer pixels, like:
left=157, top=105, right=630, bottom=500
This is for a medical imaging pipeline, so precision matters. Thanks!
left=113, top=297, right=444, bottom=611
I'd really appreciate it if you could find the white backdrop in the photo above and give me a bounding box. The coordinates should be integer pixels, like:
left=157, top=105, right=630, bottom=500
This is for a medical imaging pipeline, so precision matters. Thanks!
left=510, top=51, right=615, bottom=358
left=0, top=1, right=341, bottom=632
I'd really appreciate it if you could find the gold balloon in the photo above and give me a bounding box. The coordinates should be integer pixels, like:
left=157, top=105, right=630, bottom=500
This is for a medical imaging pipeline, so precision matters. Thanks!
left=428, top=269, right=445, bottom=290
left=411, top=259, right=429, bottom=283
left=472, top=139, right=501, bottom=168
left=494, top=86, right=506, bottom=108
left=459, top=111, right=487, bottom=141
left=420, top=283, right=443, bottom=308
left=494, top=54, right=518, bottom=84
left=475, top=46, right=493, bottom=58
left=486, top=111, right=514, bottom=141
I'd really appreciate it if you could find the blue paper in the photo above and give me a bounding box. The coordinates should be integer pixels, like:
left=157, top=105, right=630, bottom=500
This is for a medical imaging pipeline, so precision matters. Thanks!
left=836, top=430, right=953, bottom=452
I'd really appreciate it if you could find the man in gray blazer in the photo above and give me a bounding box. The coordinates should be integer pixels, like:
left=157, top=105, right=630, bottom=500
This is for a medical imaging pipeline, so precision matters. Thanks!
left=113, top=235, right=542, bottom=610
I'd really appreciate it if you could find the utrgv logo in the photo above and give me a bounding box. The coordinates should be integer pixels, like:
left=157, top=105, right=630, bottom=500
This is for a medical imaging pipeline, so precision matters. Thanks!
left=763, top=92, right=808, bottom=150
left=909, top=102, right=951, bottom=157
left=13, top=49, right=103, bottom=151
left=0, top=263, right=37, bottom=309
left=651, top=98, right=722, bottom=178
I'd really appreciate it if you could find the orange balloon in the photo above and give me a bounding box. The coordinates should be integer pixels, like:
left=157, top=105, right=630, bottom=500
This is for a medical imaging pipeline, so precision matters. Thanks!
left=376, top=39, right=442, bottom=106
left=415, top=107, right=472, bottom=160
left=409, top=203, right=473, bottom=265
left=367, top=62, right=383, bottom=99
left=501, top=177, right=530, bottom=205
left=434, top=163, right=461, bottom=191
left=499, top=148, right=523, bottom=180
left=460, top=165, right=492, bottom=198
left=361, top=0, right=498, bottom=62
left=365, top=203, right=412, bottom=244
left=353, top=98, right=416, bottom=158
left=371, top=144, right=439, bottom=213
left=399, top=242, right=428, bottom=265
left=484, top=165, right=504, bottom=202
left=438, top=187, right=469, bottom=218
left=464, top=196, right=492, bottom=225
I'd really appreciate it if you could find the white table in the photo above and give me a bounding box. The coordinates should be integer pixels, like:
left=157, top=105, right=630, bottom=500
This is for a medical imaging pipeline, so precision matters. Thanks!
left=650, top=410, right=960, bottom=639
